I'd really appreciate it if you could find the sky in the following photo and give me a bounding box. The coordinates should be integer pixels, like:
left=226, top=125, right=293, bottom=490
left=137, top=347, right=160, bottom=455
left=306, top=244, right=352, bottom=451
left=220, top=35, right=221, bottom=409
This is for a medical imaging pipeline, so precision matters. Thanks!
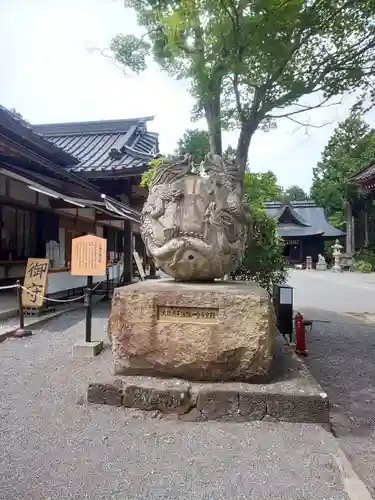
left=1, top=0, right=375, bottom=191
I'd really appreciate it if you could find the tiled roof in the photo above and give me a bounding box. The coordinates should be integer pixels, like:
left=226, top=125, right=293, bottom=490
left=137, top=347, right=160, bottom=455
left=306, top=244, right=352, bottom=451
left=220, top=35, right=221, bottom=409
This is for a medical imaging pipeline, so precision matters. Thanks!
left=277, top=224, right=325, bottom=237
left=32, top=117, right=158, bottom=173
left=274, top=203, right=310, bottom=226
left=350, top=162, right=375, bottom=183
left=0, top=105, right=78, bottom=167
left=265, top=200, right=345, bottom=238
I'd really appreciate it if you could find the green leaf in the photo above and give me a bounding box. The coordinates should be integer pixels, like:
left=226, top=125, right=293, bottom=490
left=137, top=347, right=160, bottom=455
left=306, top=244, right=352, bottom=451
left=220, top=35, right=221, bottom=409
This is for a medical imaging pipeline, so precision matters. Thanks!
left=111, top=0, right=375, bottom=170
left=310, top=108, right=375, bottom=221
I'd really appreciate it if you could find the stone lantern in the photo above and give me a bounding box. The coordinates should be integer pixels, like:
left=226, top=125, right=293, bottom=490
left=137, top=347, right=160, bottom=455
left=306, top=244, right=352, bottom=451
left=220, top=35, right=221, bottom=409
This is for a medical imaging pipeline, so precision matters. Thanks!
left=331, top=239, right=343, bottom=272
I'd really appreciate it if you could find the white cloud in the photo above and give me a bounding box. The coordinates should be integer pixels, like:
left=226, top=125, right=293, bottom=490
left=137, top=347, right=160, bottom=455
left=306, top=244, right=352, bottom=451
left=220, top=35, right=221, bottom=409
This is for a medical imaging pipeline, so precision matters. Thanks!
left=1, top=0, right=375, bottom=191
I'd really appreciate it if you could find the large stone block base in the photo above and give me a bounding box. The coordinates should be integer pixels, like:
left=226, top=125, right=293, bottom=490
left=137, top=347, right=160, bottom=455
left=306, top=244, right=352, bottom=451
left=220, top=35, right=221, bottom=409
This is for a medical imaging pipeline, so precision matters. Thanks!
left=108, top=279, right=276, bottom=382
left=86, top=344, right=330, bottom=424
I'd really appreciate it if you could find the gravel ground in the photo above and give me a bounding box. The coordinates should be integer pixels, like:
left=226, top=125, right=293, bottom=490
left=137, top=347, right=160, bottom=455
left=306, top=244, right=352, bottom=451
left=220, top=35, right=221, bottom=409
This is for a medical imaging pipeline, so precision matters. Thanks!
left=300, top=313, right=375, bottom=494
left=0, top=302, right=353, bottom=500
left=289, top=270, right=375, bottom=494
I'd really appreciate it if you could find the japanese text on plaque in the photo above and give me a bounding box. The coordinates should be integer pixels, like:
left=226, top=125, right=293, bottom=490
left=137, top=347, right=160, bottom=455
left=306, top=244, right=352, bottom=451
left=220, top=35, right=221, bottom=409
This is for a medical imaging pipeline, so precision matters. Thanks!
left=22, top=258, right=49, bottom=308
left=158, top=306, right=219, bottom=323
left=71, top=235, right=107, bottom=276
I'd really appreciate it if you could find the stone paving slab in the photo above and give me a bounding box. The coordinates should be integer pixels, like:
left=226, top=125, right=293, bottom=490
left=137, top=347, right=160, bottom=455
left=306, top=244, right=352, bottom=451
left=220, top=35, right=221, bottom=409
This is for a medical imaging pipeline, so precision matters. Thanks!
left=87, top=342, right=329, bottom=424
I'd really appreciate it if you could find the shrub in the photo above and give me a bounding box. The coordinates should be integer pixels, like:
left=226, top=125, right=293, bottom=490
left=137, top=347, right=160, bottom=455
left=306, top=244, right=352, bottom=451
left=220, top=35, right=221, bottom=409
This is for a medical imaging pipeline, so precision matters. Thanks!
left=140, top=158, right=160, bottom=188
left=231, top=207, right=288, bottom=295
left=352, top=259, right=372, bottom=273
left=354, top=247, right=375, bottom=270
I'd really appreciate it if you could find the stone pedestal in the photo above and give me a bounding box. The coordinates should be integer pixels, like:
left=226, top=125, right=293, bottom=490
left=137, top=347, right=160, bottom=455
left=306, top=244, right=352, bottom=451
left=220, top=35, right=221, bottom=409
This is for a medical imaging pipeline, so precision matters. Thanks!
left=108, top=280, right=276, bottom=382
left=316, top=263, right=327, bottom=271
left=72, top=341, right=103, bottom=358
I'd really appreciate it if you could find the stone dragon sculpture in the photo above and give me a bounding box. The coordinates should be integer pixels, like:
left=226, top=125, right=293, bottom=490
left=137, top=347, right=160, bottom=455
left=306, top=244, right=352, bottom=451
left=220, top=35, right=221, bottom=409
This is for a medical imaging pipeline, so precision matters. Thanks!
left=140, top=152, right=251, bottom=281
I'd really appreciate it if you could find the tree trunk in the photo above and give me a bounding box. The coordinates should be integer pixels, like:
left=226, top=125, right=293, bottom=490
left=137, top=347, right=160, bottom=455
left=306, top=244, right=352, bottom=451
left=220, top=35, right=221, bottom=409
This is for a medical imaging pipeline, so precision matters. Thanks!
left=236, top=119, right=258, bottom=195
left=204, top=96, right=222, bottom=155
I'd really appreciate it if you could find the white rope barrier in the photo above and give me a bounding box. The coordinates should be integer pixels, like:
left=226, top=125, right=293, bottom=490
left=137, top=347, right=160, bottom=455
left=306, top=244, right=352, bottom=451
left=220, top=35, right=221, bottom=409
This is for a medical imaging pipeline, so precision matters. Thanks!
left=0, top=284, right=19, bottom=291
left=0, top=281, right=104, bottom=337
left=19, top=281, right=103, bottom=304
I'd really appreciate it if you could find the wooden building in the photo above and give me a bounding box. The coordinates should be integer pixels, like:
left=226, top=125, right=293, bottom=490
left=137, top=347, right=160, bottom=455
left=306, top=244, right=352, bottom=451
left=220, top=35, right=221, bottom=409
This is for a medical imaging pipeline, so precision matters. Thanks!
left=33, top=117, right=158, bottom=280
left=0, top=106, right=144, bottom=292
left=348, top=163, right=375, bottom=251
left=265, top=200, right=345, bottom=265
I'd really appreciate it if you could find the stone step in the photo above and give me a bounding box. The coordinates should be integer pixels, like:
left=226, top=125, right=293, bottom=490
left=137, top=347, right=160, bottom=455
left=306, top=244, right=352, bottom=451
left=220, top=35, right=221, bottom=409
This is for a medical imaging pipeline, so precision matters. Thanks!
left=86, top=346, right=330, bottom=425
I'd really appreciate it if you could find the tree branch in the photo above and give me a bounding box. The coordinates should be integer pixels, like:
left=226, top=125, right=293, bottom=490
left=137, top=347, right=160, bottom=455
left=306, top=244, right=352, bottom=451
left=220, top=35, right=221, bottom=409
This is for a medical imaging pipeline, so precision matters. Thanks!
left=287, top=115, right=335, bottom=135
left=86, top=47, right=129, bottom=76
left=262, top=0, right=356, bottom=90
left=261, top=0, right=370, bottom=105
left=307, top=32, right=375, bottom=79
left=261, top=33, right=374, bottom=115
left=266, top=96, right=341, bottom=119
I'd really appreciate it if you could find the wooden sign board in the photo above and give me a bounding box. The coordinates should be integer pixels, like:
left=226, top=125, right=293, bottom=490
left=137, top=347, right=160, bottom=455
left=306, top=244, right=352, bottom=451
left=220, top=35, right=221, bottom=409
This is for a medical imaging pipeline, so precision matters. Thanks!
left=71, top=234, right=107, bottom=277
left=133, top=250, right=146, bottom=281
left=22, top=258, right=49, bottom=308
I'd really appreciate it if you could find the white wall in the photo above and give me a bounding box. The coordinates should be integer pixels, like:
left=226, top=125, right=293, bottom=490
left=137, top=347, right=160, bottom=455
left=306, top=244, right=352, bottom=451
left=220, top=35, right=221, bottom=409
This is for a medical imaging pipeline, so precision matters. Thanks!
left=132, top=222, right=140, bottom=234
left=0, top=176, right=50, bottom=205
left=8, top=179, right=35, bottom=204
left=110, top=219, right=124, bottom=230
left=78, top=208, right=95, bottom=220
left=38, top=191, right=50, bottom=207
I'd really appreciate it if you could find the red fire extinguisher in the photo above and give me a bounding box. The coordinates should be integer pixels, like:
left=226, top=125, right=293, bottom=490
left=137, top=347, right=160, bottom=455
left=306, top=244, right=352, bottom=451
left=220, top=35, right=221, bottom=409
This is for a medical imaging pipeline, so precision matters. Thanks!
left=295, top=312, right=308, bottom=356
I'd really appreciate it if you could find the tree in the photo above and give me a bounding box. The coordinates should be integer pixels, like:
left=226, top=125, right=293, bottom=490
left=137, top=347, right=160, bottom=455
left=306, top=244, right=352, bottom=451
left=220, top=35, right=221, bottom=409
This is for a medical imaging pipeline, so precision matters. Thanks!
left=310, top=109, right=375, bottom=227
left=244, top=171, right=283, bottom=207
left=239, top=172, right=287, bottom=293
left=111, top=0, right=375, bottom=180
left=232, top=207, right=287, bottom=295
left=283, top=185, right=308, bottom=202
left=174, top=129, right=284, bottom=204
left=174, top=129, right=210, bottom=164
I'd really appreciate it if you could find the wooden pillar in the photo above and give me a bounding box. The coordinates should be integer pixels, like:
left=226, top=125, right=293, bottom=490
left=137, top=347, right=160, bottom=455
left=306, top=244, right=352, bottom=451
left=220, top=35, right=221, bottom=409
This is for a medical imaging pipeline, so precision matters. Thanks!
left=122, top=219, right=132, bottom=285
left=352, top=215, right=355, bottom=252
left=364, top=210, right=369, bottom=247
left=363, top=196, right=371, bottom=248
left=346, top=201, right=353, bottom=254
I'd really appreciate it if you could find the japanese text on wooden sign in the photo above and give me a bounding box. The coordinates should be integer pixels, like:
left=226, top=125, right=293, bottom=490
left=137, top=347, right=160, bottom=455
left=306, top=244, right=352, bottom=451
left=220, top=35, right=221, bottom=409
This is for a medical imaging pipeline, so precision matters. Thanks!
left=71, top=234, right=107, bottom=277
left=22, top=258, right=49, bottom=308
left=157, top=306, right=219, bottom=323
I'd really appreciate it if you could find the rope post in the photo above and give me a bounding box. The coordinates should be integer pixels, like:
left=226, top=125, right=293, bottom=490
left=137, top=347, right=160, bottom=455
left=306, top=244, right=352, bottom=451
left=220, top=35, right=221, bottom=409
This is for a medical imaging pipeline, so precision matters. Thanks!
left=85, top=276, right=93, bottom=343
left=13, top=280, right=32, bottom=338
left=106, top=268, right=110, bottom=300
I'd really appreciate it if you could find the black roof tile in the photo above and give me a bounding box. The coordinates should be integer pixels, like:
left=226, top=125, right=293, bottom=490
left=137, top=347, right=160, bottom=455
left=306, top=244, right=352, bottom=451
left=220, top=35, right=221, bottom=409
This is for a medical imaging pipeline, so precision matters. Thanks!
left=350, top=162, right=375, bottom=183
left=0, top=105, right=78, bottom=167
left=265, top=200, right=345, bottom=238
left=32, top=117, right=158, bottom=173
